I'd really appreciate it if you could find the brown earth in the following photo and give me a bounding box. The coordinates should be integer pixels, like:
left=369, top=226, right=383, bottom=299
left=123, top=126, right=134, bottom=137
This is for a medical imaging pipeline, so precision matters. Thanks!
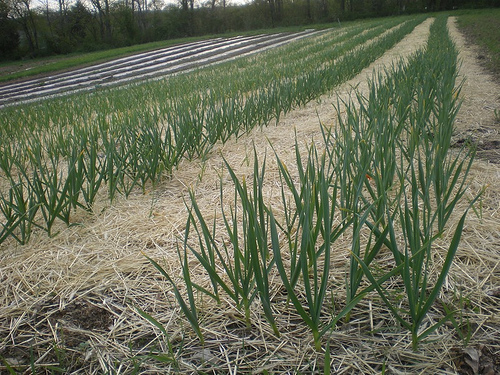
left=449, top=19, right=500, bottom=164
left=1, top=17, right=499, bottom=374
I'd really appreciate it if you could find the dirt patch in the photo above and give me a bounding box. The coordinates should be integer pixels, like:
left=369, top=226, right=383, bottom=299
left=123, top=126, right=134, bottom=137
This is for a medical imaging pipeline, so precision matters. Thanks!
left=51, top=300, right=114, bottom=330
left=453, top=344, right=500, bottom=375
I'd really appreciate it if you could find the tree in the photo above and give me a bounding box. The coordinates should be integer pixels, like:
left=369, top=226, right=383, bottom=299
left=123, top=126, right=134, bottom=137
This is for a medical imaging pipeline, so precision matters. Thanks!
left=113, top=2, right=139, bottom=44
left=372, top=0, right=384, bottom=14
left=8, top=0, right=39, bottom=54
left=68, top=0, right=93, bottom=46
left=89, top=0, right=112, bottom=42
left=319, top=0, right=328, bottom=19
left=57, top=0, right=68, bottom=32
left=267, top=0, right=282, bottom=26
left=0, top=0, right=20, bottom=58
left=178, top=0, right=194, bottom=35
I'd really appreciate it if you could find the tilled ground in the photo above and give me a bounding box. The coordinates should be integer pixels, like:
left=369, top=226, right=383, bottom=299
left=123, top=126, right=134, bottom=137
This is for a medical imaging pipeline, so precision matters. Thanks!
left=0, top=30, right=323, bottom=108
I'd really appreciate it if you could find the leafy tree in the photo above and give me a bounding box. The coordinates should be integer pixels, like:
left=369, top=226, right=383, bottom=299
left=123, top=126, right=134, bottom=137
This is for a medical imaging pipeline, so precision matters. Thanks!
left=8, top=0, right=40, bottom=54
left=268, top=0, right=282, bottom=26
left=112, top=2, right=139, bottom=45
left=90, top=0, right=112, bottom=42
left=68, top=0, right=94, bottom=48
left=0, top=0, right=20, bottom=59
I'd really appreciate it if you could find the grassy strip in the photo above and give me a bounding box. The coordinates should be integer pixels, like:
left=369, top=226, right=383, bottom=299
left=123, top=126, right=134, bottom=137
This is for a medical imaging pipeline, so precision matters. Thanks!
left=456, top=8, right=500, bottom=77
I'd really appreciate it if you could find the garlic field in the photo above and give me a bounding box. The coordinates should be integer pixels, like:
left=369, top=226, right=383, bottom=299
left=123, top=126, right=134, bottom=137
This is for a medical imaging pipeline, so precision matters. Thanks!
left=1, top=14, right=499, bottom=374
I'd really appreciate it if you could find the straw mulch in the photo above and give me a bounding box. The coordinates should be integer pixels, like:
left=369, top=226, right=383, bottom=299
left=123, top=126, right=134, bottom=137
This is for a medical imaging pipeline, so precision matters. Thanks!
left=1, top=17, right=499, bottom=374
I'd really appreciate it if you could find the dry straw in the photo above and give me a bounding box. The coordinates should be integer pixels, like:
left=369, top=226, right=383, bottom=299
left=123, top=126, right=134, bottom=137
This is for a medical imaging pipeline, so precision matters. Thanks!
left=1, top=15, right=499, bottom=375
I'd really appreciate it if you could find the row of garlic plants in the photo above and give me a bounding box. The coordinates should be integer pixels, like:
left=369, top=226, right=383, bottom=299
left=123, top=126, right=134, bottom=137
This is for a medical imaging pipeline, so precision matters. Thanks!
left=0, top=15, right=426, bottom=245
left=150, top=15, right=481, bottom=353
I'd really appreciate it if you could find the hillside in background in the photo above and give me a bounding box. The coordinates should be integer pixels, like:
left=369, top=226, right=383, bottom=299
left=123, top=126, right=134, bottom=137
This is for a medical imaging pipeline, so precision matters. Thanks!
left=0, top=0, right=499, bottom=61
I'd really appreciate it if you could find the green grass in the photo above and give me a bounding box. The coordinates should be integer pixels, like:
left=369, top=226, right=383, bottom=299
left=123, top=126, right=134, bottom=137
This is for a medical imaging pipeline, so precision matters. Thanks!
left=456, top=8, right=500, bottom=77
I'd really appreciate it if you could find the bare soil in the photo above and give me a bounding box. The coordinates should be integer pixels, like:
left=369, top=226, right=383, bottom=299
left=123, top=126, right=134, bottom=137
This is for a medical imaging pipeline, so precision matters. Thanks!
left=449, top=18, right=500, bottom=165
left=1, top=17, right=499, bottom=374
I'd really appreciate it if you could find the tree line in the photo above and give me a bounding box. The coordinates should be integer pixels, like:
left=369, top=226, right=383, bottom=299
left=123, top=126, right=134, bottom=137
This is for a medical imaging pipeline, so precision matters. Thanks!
left=0, top=0, right=498, bottom=61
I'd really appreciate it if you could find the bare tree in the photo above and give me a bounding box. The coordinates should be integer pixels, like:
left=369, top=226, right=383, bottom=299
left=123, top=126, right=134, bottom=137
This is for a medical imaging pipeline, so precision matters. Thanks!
left=133, top=0, right=148, bottom=33
left=89, top=0, right=111, bottom=41
left=57, top=0, right=68, bottom=30
left=178, top=0, right=194, bottom=35
left=9, top=0, right=39, bottom=52
left=179, top=0, right=188, bottom=11
left=149, top=0, right=165, bottom=11
left=38, top=0, right=53, bottom=33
